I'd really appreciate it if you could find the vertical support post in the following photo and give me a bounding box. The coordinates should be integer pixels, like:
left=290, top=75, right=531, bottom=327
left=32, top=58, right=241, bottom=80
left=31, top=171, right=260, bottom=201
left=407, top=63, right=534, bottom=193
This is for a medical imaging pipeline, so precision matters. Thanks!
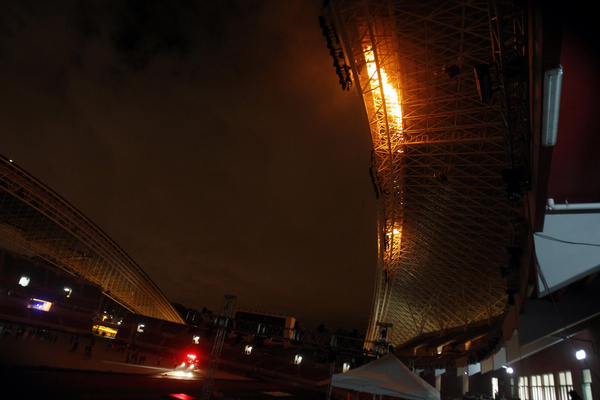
left=200, top=294, right=237, bottom=400
left=326, top=359, right=336, bottom=400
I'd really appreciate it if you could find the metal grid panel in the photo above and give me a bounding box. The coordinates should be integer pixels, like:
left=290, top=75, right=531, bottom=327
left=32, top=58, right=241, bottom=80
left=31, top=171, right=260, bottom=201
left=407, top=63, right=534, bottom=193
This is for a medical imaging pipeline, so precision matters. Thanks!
left=0, top=156, right=184, bottom=324
left=331, top=0, right=524, bottom=345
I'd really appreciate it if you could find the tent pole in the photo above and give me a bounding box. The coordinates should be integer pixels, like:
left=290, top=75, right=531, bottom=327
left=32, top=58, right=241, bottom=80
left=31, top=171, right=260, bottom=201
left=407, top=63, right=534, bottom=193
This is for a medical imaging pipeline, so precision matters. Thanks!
left=326, top=360, right=336, bottom=400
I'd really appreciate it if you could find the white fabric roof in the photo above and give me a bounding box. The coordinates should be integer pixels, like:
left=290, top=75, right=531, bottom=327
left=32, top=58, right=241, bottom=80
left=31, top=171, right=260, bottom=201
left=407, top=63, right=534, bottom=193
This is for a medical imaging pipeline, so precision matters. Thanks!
left=331, top=353, right=441, bottom=400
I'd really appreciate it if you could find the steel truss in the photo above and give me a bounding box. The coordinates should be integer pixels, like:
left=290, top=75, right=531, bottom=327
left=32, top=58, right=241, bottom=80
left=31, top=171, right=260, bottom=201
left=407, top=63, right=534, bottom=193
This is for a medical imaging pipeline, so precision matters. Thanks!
left=201, top=295, right=237, bottom=400
left=329, top=0, right=525, bottom=346
left=488, top=0, right=530, bottom=178
left=232, top=317, right=371, bottom=353
left=0, top=156, right=184, bottom=324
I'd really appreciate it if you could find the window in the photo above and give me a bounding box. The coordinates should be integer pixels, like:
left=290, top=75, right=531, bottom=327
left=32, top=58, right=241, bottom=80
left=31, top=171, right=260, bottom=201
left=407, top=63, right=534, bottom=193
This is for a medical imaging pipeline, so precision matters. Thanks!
left=92, top=325, right=118, bottom=339
left=532, top=375, right=544, bottom=400
left=543, top=373, right=557, bottom=400
left=558, top=371, right=573, bottom=400
left=529, top=374, right=560, bottom=400
left=582, top=369, right=593, bottom=400
left=492, top=377, right=499, bottom=398
left=510, top=378, right=516, bottom=398
left=520, top=376, right=530, bottom=400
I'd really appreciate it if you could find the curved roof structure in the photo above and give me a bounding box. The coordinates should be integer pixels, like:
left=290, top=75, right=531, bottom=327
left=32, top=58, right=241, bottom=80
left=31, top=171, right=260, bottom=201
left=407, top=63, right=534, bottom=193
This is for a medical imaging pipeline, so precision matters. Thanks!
left=324, top=0, right=528, bottom=347
left=0, top=155, right=185, bottom=324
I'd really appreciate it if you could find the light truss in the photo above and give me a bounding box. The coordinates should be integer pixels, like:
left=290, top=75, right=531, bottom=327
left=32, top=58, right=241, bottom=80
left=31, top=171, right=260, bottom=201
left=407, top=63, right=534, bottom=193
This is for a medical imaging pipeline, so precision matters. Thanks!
left=0, top=156, right=185, bottom=324
left=329, top=0, right=525, bottom=346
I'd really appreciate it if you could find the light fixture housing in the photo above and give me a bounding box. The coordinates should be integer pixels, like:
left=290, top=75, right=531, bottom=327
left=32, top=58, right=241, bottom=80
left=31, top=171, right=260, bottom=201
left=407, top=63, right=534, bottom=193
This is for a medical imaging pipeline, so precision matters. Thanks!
left=541, top=65, right=563, bottom=147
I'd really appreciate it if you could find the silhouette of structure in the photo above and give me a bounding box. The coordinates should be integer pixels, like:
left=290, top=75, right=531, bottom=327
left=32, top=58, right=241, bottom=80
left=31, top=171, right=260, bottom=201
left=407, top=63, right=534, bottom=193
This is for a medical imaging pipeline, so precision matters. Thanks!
left=0, top=155, right=184, bottom=324
left=322, top=0, right=527, bottom=347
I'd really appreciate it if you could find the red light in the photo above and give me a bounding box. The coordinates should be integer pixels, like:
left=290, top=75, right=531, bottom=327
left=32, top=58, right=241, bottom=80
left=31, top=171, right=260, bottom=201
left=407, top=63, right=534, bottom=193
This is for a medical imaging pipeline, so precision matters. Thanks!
left=169, top=394, right=194, bottom=400
left=186, top=354, right=197, bottom=360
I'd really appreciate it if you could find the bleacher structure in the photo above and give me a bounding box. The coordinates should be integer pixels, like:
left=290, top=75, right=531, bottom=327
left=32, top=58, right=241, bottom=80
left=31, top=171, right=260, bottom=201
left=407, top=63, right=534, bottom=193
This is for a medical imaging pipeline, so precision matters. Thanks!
left=321, top=0, right=528, bottom=349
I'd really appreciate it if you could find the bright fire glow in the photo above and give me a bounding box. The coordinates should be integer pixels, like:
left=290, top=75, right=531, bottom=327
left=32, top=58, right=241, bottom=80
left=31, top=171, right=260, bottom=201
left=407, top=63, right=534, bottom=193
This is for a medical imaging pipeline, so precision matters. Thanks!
left=387, top=228, right=401, bottom=236
left=365, top=46, right=405, bottom=262
left=364, top=47, right=404, bottom=138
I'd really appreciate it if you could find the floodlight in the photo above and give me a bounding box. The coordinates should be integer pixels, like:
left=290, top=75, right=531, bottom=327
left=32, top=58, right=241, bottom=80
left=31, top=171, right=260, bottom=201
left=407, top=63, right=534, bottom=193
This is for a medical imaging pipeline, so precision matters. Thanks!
left=541, top=65, right=563, bottom=146
left=576, top=350, right=586, bottom=360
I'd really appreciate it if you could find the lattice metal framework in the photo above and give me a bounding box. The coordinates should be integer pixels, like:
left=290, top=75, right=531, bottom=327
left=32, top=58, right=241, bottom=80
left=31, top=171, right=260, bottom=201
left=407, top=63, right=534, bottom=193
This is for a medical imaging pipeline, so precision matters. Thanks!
left=0, top=156, right=185, bottom=324
left=328, top=0, right=525, bottom=345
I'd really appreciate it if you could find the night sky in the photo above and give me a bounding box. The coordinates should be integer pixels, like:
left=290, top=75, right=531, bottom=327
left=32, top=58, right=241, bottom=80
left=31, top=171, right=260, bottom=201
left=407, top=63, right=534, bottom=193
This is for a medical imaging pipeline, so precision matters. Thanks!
left=0, top=0, right=377, bottom=331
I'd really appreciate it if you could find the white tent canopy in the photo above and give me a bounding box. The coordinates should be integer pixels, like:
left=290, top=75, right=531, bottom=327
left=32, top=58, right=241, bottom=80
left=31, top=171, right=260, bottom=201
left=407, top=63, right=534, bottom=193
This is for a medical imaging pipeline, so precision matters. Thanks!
left=331, top=353, right=441, bottom=400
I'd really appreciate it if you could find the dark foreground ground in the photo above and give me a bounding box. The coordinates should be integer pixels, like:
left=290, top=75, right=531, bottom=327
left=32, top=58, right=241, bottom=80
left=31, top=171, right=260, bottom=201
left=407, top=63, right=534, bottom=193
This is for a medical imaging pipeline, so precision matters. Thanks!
left=1, top=366, right=328, bottom=400
left=0, top=322, right=334, bottom=399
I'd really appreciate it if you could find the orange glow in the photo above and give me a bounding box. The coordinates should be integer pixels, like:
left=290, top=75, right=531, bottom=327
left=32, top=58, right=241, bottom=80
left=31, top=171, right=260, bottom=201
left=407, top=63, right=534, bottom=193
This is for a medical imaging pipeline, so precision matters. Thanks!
left=386, top=228, right=401, bottom=236
left=364, top=48, right=404, bottom=139
left=92, top=324, right=118, bottom=338
left=365, top=47, right=405, bottom=255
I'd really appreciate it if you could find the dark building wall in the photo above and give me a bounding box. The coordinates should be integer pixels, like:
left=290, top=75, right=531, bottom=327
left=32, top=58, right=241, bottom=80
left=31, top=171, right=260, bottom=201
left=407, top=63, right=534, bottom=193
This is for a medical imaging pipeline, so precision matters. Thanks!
left=113, top=312, right=197, bottom=353
left=441, top=367, right=466, bottom=398
left=461, top=327, right=598, bottom=400
left=0, top=248, right=101, bottom=332
left=469, top=368, right=511, bottom=398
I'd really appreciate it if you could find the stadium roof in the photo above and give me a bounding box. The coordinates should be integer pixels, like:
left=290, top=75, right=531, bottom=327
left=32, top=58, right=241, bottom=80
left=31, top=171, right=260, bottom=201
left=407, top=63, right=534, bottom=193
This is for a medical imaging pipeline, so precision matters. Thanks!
left=0, top=155, right=185, bottom=324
